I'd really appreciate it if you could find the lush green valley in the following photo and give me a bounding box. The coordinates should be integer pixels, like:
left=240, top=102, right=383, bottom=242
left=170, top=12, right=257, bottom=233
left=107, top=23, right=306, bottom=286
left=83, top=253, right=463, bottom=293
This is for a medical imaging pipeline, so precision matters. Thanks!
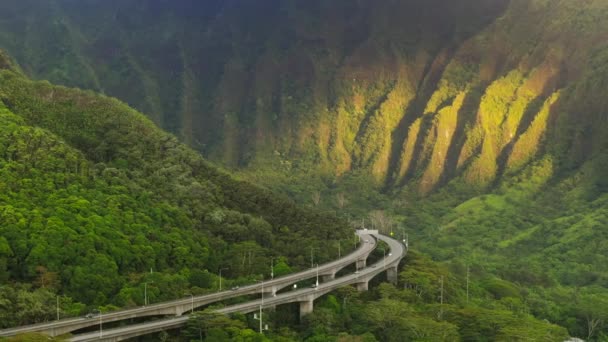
left=0, top=48, right=579, bottom=342
left=0, top=0, right=608, bottom=340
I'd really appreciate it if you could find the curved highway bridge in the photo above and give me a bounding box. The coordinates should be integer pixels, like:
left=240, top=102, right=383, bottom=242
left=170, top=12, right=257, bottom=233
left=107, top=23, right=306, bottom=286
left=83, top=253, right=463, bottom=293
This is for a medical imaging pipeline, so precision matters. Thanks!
left=0, top=231, right=407, bottom=341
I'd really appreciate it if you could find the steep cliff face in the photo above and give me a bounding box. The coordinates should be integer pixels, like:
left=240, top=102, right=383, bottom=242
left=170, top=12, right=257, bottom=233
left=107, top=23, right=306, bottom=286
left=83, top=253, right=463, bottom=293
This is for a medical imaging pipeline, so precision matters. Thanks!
left=1, top=0, right=607, bottom=196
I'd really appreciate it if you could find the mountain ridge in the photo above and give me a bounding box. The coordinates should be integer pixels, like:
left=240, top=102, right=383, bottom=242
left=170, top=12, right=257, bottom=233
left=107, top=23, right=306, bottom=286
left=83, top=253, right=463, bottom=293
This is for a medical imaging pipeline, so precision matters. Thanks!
left=1, top=0, right=606, bottom=200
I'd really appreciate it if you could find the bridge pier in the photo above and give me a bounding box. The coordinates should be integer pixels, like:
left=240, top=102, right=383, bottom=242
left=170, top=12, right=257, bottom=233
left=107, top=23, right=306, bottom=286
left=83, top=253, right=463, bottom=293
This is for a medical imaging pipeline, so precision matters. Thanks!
left=299, top=299, right=314, bottom=318
left=261, top=286, right=277, bottom=297
left=175, top=304, right=192, bottom=317
left=387, top=266, right=398, bottom=285
left=356, top=258, right=366, bottom=270
left=356, top=281, right=369, bottom=292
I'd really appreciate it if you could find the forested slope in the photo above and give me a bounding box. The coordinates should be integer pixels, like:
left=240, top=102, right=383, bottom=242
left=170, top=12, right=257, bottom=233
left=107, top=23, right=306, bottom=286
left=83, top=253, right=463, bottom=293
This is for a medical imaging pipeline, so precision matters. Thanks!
left=1, top=0, right=608, bottom=339
left=0, top=52, right=349, bottom=327
left=0, top=0, right=606, bottom=199
left=0, top=51, right=576, bottom=342
left=0, top=0, right=510, bottom=180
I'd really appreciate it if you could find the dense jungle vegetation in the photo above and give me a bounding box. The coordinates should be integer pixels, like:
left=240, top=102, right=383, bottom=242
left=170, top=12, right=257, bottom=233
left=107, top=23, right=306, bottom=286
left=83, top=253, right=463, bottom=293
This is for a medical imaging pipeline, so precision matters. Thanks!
left=0, top=51, right=349, bottom=330
left=1, top=0, right=608, bottom=340
left=0, top=49, right=576, bottom=342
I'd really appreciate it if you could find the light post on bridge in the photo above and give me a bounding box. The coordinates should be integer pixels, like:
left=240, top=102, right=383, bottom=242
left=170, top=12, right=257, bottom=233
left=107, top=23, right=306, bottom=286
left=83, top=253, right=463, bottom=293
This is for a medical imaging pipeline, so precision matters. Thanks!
left=185, top=293, right=194, bottom=314
left=400, top=226, right=409, bottom=249
left=310, top=247, right=319, bottom=269
left=270, top=257, right=274, bottom=280
left=99, top=309, right=102, bottom=338
left=144, top=281, right=154, bottom=306
left=92, top=308, right=102, bottom=338
left=219, top=267, right=229, bottom=292
left=56, top=295, right=60, bottom=321
left=254, top=279, right=269, bottom=334
left=315, top=264, right=319, bottom=288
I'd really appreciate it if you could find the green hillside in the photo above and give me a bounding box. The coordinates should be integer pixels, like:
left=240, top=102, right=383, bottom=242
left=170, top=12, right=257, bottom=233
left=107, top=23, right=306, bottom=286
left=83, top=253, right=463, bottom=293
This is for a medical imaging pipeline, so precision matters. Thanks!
left=0, top=0, right=606, bottom=207
left=1, top=0, right=608, bottom=339
left=0, top=52, right=350, bottom=327
left=0, top=50, right=576, bottom=342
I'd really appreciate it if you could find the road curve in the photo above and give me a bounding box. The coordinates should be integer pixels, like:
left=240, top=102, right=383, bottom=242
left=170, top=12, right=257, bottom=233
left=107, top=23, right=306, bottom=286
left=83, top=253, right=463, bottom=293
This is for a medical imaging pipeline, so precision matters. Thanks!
left=69, top=233, right=405, bottom=342
left=0, top=232, right=376, bottom=338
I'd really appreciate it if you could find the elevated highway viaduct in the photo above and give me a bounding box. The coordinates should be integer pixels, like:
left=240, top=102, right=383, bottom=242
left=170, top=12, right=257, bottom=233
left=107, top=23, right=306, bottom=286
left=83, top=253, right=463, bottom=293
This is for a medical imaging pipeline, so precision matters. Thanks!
left=0, top=231, right=378, bottom=338
left=68, top=233, right=406, bottom=342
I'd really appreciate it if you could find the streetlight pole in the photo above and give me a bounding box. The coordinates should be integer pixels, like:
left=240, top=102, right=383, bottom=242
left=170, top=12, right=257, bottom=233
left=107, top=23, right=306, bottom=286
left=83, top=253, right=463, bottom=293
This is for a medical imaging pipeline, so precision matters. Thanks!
left=100, top=310, right=102, bottom=338
left=310, top=248, right=313, bottom=269
left=219, top=267, right=228, bottom=292
left=56, top=295, right=59, bottom=320
left=270, top=257, right=274, bottom=280
left=310, top=247, right=318, bottom=269
left=144, top=281, right=155, bottom=306
left=315, top=264, right=319, bottom=287
left=259, top=280, right=264, bottom=333
left=338, top=240, right=341, bottom=259
left=186, top=293, right=194, bottom=313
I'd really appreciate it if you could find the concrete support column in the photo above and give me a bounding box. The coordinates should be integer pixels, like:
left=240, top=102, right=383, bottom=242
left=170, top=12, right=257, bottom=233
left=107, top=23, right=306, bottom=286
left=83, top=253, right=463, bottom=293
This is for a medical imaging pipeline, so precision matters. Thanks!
left=47, top=324, right=81, bottom=337
left=262, top=287, right=277, bottom=297
left=387, top=266, right=398, bottom=285
left=356, top=258, right=366, bottom=270
left=299, top=299, right=314, bottom=318
left=356, top=281, right=369, bottom=292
